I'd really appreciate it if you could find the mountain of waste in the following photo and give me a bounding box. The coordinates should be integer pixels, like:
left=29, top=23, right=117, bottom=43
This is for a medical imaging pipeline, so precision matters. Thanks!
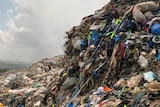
left=1, top=0, right=160, bottom=107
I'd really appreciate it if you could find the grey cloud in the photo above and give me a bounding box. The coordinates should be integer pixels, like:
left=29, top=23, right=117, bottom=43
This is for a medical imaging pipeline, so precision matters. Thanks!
left=0, top=0, right=110, bottom=62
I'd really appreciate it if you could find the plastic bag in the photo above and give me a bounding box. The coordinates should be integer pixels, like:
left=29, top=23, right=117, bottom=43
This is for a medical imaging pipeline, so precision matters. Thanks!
left=143, top=71, right=155, bottom=82
left=151, top=23, right=160, bottom=35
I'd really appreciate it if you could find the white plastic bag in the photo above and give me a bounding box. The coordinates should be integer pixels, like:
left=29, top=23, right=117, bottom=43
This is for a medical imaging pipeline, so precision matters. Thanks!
left=143, top=71, right=155, bottom=82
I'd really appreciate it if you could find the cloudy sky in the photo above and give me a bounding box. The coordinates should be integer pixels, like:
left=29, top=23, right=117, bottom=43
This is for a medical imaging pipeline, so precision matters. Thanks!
left=0, top=0, right=110, bottom=63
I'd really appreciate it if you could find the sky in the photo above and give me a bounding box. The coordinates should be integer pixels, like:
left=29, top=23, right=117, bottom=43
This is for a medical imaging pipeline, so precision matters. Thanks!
left=0, top=0, right=110, bottom=63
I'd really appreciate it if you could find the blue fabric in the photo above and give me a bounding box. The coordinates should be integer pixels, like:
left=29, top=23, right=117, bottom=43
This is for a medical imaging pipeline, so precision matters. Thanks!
left=72, top=84, right=79, bottom=97
left=68, top=102, right=73, bottom=107
left=126, top=20, right=131, bottom=27
left=110, top=39, right=115, bottom=48
left=157, top=54, right=160, bottom=61
left=11, top=97, right=16, bottom=103
left=147, top=39, right=155, bottom=48
left=93, top=70, right=100, bottom=77
left=87, top=102, right=91, bottom=107
left=80, top=40, right=85, bottom=46
left=81, top=38, right=88, bottom=50
left=5, top=102, right=9, bottom=106
left=89, top=30, right=100, bottom=45
left=114, top=35, right=121, bottom=42
left=18, top=103, right=23, bottom=107
left=107, top=39, right=115, bottom=58
left=151, top=23, right=160, bottom=35
left=101, top=24, right=107, bottom=34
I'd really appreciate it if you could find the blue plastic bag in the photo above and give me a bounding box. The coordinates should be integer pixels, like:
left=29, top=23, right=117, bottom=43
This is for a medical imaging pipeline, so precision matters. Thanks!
left=151, top=23, right=160, bottom=35
left=89, top=30, right=100, bottom=46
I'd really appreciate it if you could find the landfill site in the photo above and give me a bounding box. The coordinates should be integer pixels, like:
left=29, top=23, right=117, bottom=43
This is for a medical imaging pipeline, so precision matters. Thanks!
left=1, top=0, right=160, bottom=107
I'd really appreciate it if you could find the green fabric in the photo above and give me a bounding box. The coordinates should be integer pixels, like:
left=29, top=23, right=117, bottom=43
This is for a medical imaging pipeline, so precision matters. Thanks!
left=124, top=104, right=127, bottom=107
left=62, top=77, right=77, bottom=89
left=102, top=21, right=107, bottom=27
left=87, top=31, right=92, bottom=40
left=115, top=19, right=122, bottom=25
left=33, top=83, right=40, bottom=87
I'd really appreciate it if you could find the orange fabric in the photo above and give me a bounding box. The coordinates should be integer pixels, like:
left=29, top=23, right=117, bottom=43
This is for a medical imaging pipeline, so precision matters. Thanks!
left=103, top=86, right=112, bottom=92
left=0, top=103, right=4, bottom=107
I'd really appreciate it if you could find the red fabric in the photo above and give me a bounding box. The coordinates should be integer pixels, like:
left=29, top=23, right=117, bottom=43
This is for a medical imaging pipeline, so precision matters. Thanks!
left=98, top=100, right=107, bottom=107
left=144, top=27, right=149, bottom=32
left=120, top=43, right=125, bottom=60
left=131, top=5, right=134, bottom=12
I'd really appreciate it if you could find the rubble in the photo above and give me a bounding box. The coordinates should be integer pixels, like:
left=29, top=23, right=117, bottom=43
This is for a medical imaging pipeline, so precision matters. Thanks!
left=1, top=0, right=160, bottom=107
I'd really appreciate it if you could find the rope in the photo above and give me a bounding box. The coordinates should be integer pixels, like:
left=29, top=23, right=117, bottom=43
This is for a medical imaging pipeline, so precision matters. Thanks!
left=133, top=92, right=143, bottom=107
left=118, top=86, right=126, bottom=98
left=67, top=76, right=92, bottom=106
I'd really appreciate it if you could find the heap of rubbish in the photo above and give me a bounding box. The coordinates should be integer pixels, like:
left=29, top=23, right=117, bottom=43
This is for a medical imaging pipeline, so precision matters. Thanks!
left=1, top=0, right=160, bottom=107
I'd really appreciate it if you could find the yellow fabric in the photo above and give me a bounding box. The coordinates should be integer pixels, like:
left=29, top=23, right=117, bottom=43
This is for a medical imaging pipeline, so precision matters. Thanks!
left=132, top=48, right=139, bottom=54
left=0, top=103, right=4, bottom=107
left=62, top=73, right=68, bottom=77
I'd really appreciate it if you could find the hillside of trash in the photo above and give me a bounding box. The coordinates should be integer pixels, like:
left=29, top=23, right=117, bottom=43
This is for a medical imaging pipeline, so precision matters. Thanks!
left=1, top=0, right=160, bottom=107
